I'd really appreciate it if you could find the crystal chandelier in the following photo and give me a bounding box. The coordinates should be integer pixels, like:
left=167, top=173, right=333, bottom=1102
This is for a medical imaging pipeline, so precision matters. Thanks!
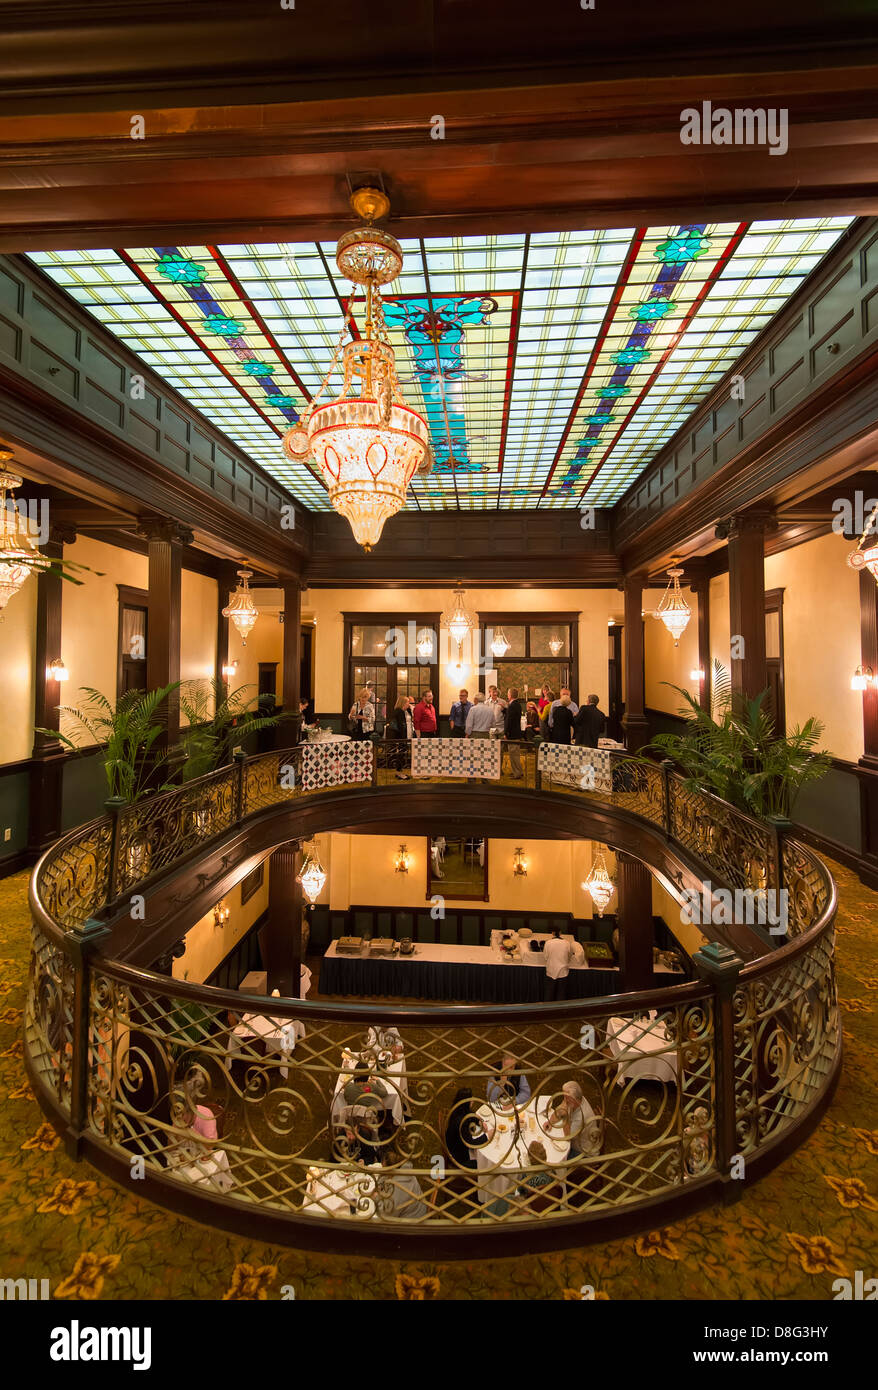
left=583, top=848, right=615, bottom=917
left=442, top=584, right=475, bottom=651
left=297, top=842, right=327, bottom=904
left=491, top=627, right=511, bottom=658
left=656, top=562, right=691, bottom=646
left=222, top=569, right=259, bottom=646
left=847, top=499, right=878, bottom=583
left=416, top=627, right=434, bottom=661
left=0, top=461, right=45, bottom=612
left=548, top=634, right=564, bottom=657
left=283, top=188, right=431, bottom=551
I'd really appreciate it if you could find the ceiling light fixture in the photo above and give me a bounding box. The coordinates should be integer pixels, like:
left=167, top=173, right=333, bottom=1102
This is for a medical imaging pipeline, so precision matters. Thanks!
left=223, top=569, right=259, bottom=646
left=548, top=634, right=564, bottom=657
left=491, top=627, right=511, bottom=658
left=848, top=500, right=878, bottom=584
left=442, top=584, right=475, bottom=653
left=0, top=457, right=46, bottom=612
left=415, top=628, right=434, bottom=661
left=297, top=842, right=327, bottom=904
left=656, top=562, right=692, bottom=646
left=282, top=188, right=431, bottom=550
left=583, top=847, right=616, bottom=917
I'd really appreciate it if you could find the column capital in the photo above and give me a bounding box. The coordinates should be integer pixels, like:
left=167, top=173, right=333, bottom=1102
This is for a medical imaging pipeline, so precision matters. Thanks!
left=617, top=570, right=648, bottom=592
left=715, top=508, right=777, bottom=542
left=48, top=523, right=77, bottom=547
left=137, top=515, right=194, bottom=546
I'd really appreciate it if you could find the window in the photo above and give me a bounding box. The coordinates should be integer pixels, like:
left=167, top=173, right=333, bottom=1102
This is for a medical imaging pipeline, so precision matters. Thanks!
left=479, top=613, right=578, bottom=700
left=344, top=614, right=440, bottom=727
left=117, top=585, right=148, bottom=697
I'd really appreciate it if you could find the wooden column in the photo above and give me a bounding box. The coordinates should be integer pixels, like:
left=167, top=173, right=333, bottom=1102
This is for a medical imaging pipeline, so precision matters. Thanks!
left=620, top=572, right=649, bottom=752
left=615, top=851, right=654, bottom=992
left=263, top=841, right=303, bottom=997
left=278, top=577, right=302, bottom=746
left=139, top=518, right=193, bottom=766
left=683, top=564, right=711, bottom=713
left=28, top=524, right=75, bottom=854
left=215, top=563, right=235, bottom=692
left=717, top=510, right=774, bottom=703
left=855, top=569, right=878, bottom=883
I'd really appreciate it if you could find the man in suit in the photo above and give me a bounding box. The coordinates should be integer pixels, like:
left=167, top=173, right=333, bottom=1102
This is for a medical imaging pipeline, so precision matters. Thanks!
left=503, top=686, right=524, bottom=778
left=574, top=693, right=607, bottom=747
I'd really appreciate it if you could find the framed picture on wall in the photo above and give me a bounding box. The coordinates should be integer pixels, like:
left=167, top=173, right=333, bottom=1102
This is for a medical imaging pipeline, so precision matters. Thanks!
left=240, top=862, right=265, bottom=906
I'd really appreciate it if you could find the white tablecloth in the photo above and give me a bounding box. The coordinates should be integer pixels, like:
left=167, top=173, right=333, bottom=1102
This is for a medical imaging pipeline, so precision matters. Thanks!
left=330, top=1049, right=408, bottom=1127
left=166, top=1148, right=234, bottom=1193
left=473, top=1094, right=573, bottom=1204
left=606, top=1015, right=678, bottom=1086
left=324, top=936, right=604, bottom=974
left=225, top=1013, right=306, bottom=1080
left=301, top=1165, right=377, bottom=1219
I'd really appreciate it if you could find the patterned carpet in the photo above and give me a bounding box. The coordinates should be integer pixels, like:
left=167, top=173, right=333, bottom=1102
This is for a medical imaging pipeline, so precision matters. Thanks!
left=1, top=859, right=876, bottom=1302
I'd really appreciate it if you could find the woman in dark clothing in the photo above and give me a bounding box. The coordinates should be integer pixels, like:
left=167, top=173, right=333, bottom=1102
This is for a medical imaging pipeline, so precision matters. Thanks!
left=387, top=696, right=410, bottom=778
left=444, top=1087, right=488, bottom=1170
left=524, top=701, right=540, bottom=741
left=549, top=695, right=576, bottom=745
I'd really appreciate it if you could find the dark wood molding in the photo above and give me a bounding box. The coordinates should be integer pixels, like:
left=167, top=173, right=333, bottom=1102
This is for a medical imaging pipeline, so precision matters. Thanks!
left=620, top=574, right=648, bottom=751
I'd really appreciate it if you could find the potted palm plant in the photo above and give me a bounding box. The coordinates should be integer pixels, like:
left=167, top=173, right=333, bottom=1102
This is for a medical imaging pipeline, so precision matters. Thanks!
left=178, top=678, right=290, bottom=780
left=37, top=683, right=179, bottom=804
left=644, top=661, right=830, bottom=822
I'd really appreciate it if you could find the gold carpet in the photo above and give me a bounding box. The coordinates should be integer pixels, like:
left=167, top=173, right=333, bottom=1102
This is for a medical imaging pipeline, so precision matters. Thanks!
left=1, top=859, right=875, bottom=1301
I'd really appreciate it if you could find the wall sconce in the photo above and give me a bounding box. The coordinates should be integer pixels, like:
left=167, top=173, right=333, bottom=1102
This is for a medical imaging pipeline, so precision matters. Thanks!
left=222, top=660, right=238, bottom=679
left=513, top=847, right=528, bottom=877
left=213, top=899, right=230, bottom=929
left=690, top=668, right=705, bottom=682
left=851, top=665, right=874, bottom=692
left=394, top=843, right=411, bottom=874
left=47, top=657, right=69, bottom=681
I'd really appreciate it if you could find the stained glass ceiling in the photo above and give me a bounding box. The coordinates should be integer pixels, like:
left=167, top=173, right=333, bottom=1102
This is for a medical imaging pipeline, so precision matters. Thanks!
left=29, top=216, right=852, bottom=513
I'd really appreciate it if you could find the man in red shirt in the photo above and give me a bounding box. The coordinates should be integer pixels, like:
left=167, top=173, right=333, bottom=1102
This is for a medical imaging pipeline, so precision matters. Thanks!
left=412, top=690, right=438, bottom=737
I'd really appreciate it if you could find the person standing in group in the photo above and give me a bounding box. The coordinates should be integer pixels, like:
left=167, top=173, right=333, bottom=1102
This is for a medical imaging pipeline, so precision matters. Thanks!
left=503, top=686, right=525, bottom=779
left=388, top=695, right=411, bottom=779
left=574, top=694, right=607, bottom=748
left=413, top=689, right=438, bottom=737
left=404, top=696, right=415, bottom=740
left=543, top=926, right=574, bottom=1000
left=548, top=690, right=576, bottom=744
left=348, top=688, right=375, bottom=740
left=465, top=691, right=496, bottom=737
left=449, top=688, right=472, bottom=738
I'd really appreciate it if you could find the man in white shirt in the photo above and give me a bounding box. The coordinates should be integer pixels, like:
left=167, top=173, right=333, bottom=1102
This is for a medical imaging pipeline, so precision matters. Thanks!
left=543, top=927, right=574, bottom=1000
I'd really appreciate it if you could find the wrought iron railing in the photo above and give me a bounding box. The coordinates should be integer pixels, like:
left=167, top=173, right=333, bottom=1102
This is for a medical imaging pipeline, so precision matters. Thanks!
left=25, top=734, right=839, bottom=1245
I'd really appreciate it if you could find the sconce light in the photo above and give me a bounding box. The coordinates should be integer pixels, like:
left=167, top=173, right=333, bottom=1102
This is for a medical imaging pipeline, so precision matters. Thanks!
left=851, top=665, right=874, bottom=692
left=690, top=668, right=705, bottom=682
left=222, top=659, right=239, bottom=679
left=394, top=843, right=411, bottom=874
left=213, top=899, right=230, bottom=929
left=513, top=847, right=528, bottom=878
left=47, top=657, right=69, bottom=681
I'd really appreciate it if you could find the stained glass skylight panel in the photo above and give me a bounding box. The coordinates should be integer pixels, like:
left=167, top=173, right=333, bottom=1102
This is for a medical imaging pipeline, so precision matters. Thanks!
left=28, top=214, right=852, bottom=514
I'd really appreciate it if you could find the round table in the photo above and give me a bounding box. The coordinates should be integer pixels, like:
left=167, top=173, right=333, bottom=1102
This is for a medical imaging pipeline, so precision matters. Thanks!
left=473, top=1094, right=571, bottom=1204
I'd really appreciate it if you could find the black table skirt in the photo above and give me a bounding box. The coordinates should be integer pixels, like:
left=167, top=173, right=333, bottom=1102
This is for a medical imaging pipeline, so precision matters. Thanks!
left=320, top=952, right=622, bottom=1003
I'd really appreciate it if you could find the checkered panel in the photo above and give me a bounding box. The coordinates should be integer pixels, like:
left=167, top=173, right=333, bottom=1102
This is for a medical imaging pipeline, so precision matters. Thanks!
left=538, top=744, right=612, bottom=791
left=411, top=737, right=502, bottom=780
left=301, top=741, right=374, bottom=791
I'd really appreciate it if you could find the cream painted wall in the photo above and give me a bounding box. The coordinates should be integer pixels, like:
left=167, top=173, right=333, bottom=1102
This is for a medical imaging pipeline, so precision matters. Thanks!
left=181, top=570, right=218, bottom=685
left=643, top=585, right=700, bottom=716
left=172, top=864, right=270, bottom=984
left=652, top=877, right=709, bottom=956
left=326, top=832, right=604, bottom=918
left=709, top=572, right=731, bottom=714
left=764, top=531, right=862, bottom=761
left=60, top=536, right=149, bottom=744
left=4, top=573, right=38, bottom=764
left=304, top=587, right=619, bottom=717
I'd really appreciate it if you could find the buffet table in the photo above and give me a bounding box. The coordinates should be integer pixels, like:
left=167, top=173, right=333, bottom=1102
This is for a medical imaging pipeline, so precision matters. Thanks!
left=320, top=936, right=622, bottom=1003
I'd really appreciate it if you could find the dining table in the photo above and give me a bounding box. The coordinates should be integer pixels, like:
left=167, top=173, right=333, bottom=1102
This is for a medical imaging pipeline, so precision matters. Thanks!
left=472, top=1093, right=573, bottom=1205
left=330, top=1047, right=409, bottom=1127
left=225, top=1012, right=306, bottom=1080
left=301, top=1164, right=377, bottom=1219
left=606, top=1014, right=679, bottom=1086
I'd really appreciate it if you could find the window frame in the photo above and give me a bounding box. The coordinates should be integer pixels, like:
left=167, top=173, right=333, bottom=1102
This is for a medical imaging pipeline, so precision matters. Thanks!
left=343, top=611, right=441, bottom=725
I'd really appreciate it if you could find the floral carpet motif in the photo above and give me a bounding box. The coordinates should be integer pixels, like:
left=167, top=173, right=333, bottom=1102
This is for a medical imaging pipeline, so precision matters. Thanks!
left=1, top=860, right=875, bottom=1301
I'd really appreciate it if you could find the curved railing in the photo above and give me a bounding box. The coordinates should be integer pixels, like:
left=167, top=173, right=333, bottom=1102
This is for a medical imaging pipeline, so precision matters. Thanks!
left=24, top=738, right=840, bottom=1252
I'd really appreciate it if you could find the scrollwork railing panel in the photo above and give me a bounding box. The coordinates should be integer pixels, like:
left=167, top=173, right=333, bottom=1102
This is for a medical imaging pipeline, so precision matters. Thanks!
left=35, top=819, right=112, bottom=931
left=114, top=767, right=239, bottom=898
left=86, top=970, right=715, bottom=1225
left=669, top=779, right=776, bottom=895
left=25, top=921, right=75, bottom=1110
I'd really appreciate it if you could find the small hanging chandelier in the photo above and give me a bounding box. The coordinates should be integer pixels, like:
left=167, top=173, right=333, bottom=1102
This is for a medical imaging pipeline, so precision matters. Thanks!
left=223, top=569, right=259, bottom=646
left=415, top=627, right=434, bottom=661
left=297, top=842, right=327, bottom=904
left=0, top=460, right=45, bottom=612
left=656, top=562, right=691, bottom=646
left=283, top=188, right=431, bottom=551
left=491, top=627, right=511, bottom=658
left=583, top=848, right=616, bottom=917
left=548, top=634, right=564, bottom=657
left=442, top=584, right=475, bottom=651
left=847, top=499, right=878, bottom=583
